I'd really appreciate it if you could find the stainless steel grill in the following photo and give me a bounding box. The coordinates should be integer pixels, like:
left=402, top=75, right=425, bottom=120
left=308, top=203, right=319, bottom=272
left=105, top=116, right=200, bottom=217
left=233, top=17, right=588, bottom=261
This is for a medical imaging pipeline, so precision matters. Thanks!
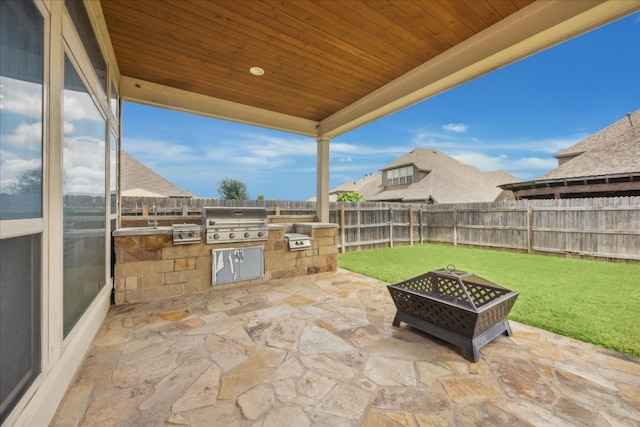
left=204, top=207, right=269, bottom=244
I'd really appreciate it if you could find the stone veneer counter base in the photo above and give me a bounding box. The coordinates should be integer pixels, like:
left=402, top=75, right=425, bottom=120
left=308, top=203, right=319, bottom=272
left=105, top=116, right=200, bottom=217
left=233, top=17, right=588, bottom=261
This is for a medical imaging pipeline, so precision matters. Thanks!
left=112, top=223, right=338, bottom=304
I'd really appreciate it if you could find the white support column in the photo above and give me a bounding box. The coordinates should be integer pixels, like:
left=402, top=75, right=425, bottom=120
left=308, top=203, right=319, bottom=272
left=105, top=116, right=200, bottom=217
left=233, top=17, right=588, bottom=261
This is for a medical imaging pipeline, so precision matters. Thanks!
left=316, top=136, right=330, bottom=223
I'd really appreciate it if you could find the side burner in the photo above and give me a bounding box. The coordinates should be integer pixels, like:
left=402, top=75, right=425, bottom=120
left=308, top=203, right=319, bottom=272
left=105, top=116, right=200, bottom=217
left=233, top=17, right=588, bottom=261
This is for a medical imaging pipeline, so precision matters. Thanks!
left=284, top=232, right=311, bottom=251
left=172, top=223, right=201, bottom=245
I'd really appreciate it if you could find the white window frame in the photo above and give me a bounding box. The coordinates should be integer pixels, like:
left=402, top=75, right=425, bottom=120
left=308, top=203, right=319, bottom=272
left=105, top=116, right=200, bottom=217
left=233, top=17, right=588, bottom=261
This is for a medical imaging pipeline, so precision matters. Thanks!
left=386, top=166, right=413, bottom=186
left=60, top=0, right=119, bottom=345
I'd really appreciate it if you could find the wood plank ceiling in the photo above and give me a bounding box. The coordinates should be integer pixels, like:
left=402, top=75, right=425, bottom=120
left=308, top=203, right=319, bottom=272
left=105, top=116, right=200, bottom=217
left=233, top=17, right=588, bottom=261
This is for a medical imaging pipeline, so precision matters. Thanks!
left=101, top=0, right=533, bottom=122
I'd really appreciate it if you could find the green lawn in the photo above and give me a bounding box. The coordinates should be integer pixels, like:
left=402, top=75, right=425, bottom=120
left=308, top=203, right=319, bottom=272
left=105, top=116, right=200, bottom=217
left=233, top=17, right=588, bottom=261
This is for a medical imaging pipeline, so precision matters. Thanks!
left=338, top=243, right=640, bottom=358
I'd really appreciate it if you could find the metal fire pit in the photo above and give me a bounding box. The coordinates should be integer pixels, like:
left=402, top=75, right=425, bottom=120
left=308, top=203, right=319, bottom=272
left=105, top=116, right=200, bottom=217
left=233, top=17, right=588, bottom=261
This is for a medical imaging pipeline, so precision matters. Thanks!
left=387, top=266, right=519, bottom=362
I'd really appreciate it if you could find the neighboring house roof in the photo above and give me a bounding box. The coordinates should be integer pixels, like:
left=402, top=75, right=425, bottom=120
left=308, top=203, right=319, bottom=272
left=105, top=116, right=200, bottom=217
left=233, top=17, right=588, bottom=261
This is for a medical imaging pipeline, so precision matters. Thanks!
left=541, top=111, right=640, bottom=180
left=121, top=188, right=167, bottom=198
left=540, top=132, right=640, bottom=180
left=120, top=151, right=194, bottom=198
left=369, top=148, right=519, bottom=203
left=309, top=173, right=382, bottom=202
left=330, top=173, right=382, bottom=199
left=501, top=110, right=640, bottom=198
left=555, top=110, right=640, bottom=162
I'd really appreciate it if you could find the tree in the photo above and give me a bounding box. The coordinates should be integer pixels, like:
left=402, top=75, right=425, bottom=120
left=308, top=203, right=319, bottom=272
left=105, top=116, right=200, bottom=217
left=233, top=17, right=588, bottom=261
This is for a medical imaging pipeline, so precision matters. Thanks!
left=256, top=194, right=265, bottom=201
left=11, top=168, right=42, bottom=195
left=217, top=178, right=250, bottom=200
left=336, top=191, right=366, bottom=202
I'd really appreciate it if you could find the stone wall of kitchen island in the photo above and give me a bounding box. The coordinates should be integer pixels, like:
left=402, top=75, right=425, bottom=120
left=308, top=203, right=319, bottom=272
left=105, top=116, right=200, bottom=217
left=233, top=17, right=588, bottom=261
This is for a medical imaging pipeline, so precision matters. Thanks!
left=112, top=223, right=338, bottom=304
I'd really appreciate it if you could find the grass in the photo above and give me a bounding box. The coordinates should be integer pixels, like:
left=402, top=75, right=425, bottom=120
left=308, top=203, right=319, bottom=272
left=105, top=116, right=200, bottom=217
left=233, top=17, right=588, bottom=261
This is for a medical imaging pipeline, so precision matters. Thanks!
left=338, top=243, right=640, bottom=358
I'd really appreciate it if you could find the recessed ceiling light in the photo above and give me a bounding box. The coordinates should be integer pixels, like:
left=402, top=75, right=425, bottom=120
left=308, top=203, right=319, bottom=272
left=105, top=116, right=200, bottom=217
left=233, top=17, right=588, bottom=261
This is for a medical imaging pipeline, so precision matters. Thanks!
left=250, top=66, right=265, bottom=76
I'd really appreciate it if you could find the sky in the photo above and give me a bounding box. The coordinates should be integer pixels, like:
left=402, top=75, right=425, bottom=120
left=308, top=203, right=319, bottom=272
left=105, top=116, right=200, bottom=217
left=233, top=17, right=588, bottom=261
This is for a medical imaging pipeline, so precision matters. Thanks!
left=122, top=12, right=640, bottom=201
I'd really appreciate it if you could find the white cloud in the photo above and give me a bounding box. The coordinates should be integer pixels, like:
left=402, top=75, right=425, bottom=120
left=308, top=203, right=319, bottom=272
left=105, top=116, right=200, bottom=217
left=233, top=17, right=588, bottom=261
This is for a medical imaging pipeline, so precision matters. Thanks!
left=442, top=123, right=468, bottom=133
left=410, top=125, right=584, bottom=156
left=63, top=121, right=75, bottom=134
left=451, top=152, right=507, bottom=171
left=124, top=137, right=196, bottom=160
left=0, top=77, right=42, bottom=119
left=63, top=88, right=104, bottom=122
left=63, top=135, right=105, bottom=195
left=451, top=151, right=557, bottom=177
left=1, top=121, right=42, bottom=148
left=411, top=129, right=463, bottom=149
left=524, top=136, right=584, bottom=154
left=330, top=141, right=364, bottom=154
left=232, top=155, right=288, bottom=169
left=0, top=149, right=41, bottom=194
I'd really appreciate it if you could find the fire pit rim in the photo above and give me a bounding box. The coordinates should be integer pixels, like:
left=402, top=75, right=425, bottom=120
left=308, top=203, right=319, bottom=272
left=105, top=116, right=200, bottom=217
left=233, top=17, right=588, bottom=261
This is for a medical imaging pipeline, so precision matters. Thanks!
left=386, top=281, right=518, bottom=313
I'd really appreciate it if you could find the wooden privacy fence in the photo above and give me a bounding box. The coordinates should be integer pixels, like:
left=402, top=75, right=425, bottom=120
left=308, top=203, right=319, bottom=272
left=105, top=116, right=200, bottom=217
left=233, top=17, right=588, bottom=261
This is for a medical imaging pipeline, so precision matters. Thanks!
left=121, top=196, right=640, bottom=261
left=120, top=197, right=318, bottom=217
left=334, top=197, right=640, bottom=261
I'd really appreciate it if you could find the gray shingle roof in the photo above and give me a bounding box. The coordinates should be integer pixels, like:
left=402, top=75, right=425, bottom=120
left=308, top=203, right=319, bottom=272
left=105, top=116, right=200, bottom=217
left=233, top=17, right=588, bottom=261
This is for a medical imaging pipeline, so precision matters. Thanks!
left=120, top=151, right=194, bottom=198
left=330, top=173, right=382, bottom=199
left=555, top=110, right=640, bottom=160
left=370, top=148, right=519, bottom=203
left=539, top=110, right=640, bottom=180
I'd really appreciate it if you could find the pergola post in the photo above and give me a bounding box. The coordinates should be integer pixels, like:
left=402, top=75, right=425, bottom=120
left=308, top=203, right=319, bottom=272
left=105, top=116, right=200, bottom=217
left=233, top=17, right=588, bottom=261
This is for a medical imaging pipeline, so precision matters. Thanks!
left=316, top=135, right=330, bottom=223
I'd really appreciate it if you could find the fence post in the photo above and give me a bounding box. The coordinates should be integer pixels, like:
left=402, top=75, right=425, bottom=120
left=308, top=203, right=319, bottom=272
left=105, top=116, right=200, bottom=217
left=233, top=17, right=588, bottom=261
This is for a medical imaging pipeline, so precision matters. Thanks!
left=409, top=207, right=414, bottom=245
left=389, top=207, right=394, bottom=248
left=419, top=208, right=424, bottom=244
left=357, top=205, right=362, bottom=246
left=340, top=205, right=346, bottom=253
left=453, top=208, right=458, bottom=246
left=527, top=204, right=533, bottom=254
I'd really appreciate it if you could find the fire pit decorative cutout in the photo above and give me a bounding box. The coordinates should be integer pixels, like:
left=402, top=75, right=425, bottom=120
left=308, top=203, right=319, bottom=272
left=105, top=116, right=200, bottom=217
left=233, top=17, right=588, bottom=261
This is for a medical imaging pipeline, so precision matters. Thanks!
left=387, top=266, right=519, bottom=362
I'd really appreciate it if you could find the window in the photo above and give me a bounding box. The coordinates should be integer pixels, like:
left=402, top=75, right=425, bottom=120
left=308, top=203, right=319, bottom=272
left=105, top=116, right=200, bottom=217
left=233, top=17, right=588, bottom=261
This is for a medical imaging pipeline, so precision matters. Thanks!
left=62, top=54, right=107, bottom=337
left=0, top=0, right=44, bottom=220
left=386, top=166, right=413, bottom=186
left=0, top=1, right=44, bottom=422
left=109, top=131, right=118, bottom=215
left=110, top=82, right=119, bottom=120
left=64, top=0, right=107, bottom=91
left=0, top=235, right=41, bottom=424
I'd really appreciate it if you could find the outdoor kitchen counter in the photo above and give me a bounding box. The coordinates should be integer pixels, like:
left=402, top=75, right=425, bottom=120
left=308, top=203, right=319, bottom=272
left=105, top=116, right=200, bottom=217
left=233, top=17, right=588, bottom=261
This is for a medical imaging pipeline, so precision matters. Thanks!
left=112, top=223, right=338, bottom=304
left=113, top=226, right=174, bottom=237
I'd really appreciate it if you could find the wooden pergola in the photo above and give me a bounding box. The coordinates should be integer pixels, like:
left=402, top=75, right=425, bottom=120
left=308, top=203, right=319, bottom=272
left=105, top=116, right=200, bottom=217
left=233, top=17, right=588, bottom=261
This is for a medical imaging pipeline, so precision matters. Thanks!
left=95, top=0, right=640, bottom=221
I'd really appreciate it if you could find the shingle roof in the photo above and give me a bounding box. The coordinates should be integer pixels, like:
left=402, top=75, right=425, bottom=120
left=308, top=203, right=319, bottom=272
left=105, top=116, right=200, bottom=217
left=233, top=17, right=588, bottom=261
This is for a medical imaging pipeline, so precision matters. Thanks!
left=555, top=110, right=640, bottom=160
left=370, top=148, right=519, bottom=203
left=120, top=151, right=194, bottom=198
left=121, top=188, right=167, bottom=198
left=539, top=110, right=640, bottom=180
left=330, top=173, right=382, bottom=199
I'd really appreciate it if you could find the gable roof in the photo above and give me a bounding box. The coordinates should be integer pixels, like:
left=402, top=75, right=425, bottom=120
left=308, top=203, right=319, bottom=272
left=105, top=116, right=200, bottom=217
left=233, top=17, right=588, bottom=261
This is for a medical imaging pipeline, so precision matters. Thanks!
left=555, top=110, right=640, bottom=161
left=541, top=110, right=640, bottom=180
left=120, top=151, right=194, bottom=198
left=500, top=110, right=640, bottom=198
left=370, top=148, right=519, bottom=203
left=330, top=173, right=382, bottom=199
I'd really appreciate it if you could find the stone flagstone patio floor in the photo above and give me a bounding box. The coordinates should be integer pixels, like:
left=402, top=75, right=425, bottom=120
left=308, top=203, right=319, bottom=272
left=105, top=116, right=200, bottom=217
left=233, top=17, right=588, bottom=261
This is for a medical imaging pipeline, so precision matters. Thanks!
left=53, top=269, right=640, bottom=426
